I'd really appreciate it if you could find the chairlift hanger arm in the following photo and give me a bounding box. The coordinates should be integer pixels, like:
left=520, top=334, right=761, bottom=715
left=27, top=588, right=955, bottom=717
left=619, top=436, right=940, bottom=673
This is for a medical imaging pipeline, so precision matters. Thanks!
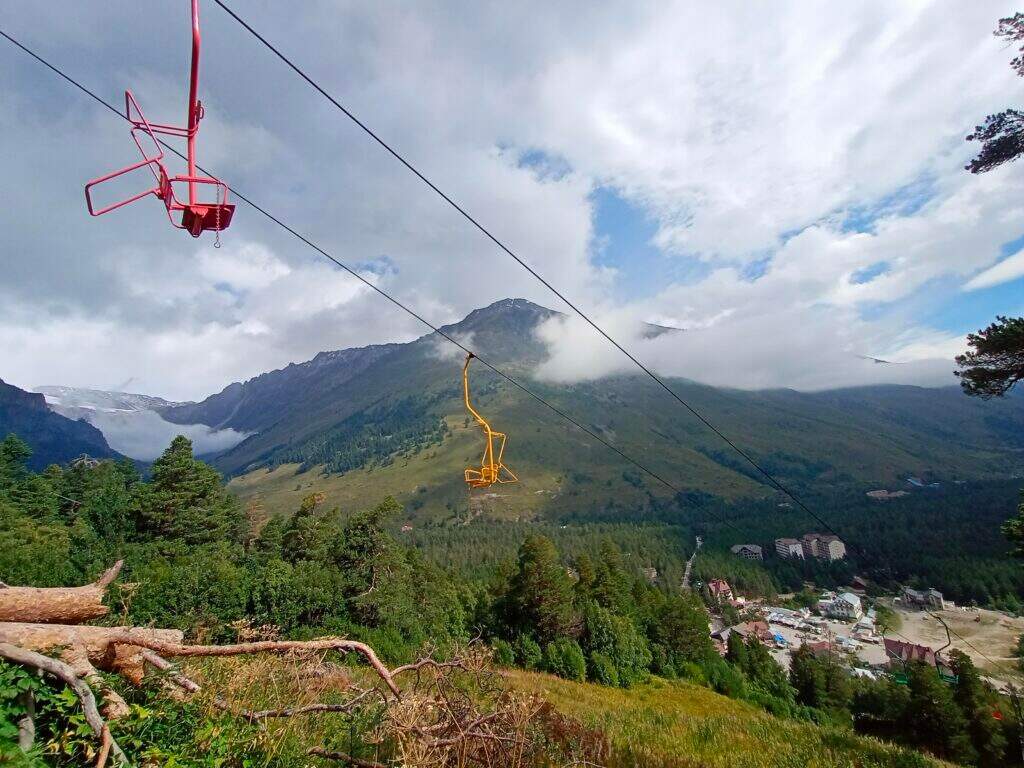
left=82, top=0, right=233, bottom=238
left=462, top=353, right=517, bottom=488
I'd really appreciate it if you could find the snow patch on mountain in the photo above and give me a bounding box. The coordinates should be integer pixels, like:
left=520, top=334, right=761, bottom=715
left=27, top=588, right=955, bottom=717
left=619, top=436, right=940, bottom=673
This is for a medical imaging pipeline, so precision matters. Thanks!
left=35, top=386, right=249, bottom=461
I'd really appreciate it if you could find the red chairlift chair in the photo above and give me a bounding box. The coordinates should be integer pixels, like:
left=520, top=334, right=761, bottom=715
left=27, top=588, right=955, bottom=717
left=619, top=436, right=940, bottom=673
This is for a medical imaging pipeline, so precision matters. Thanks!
left=84, top=0, right=234, bottom=238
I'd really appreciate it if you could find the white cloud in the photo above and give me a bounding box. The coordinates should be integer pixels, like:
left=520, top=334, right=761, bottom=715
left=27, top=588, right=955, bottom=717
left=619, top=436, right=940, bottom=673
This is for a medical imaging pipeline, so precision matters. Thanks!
left=0, top=0, right=1019, bottom=400
left=78, top=409, right=249, bottom=462
left=964, top=248, right=1024, bottom=291
left=196, top=242, right=291, bottom=292
left=534, top=307, right=961, bottom=392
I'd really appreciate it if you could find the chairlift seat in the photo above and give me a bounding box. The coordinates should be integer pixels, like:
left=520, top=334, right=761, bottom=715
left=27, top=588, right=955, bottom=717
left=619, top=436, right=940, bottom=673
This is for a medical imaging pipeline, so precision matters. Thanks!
left=181, top=202, right=235, bottom=237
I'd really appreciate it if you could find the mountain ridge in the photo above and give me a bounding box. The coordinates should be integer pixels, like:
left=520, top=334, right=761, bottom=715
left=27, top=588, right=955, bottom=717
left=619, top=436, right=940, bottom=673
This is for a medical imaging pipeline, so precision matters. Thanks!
left=0, top=379, right=122, bottom=469
left=146, top=297, right=1024, bottom=522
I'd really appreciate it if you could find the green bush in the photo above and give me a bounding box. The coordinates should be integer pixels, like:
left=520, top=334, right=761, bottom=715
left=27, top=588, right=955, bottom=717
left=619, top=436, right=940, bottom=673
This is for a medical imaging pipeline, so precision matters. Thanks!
left=704, top=657, right=748, bottom=699
left=582, top=603, right=652, bottom=687
left=544, top=638, right=586, bottom=682
left=514, top=634, right=543, bottom=670
left=588, top=651, right=619, bottom=687
left=493, top=639, right=515, bottom=667
left=677, top=661, right=707, bottom=685
left=649, top=643, right=677, bottom=678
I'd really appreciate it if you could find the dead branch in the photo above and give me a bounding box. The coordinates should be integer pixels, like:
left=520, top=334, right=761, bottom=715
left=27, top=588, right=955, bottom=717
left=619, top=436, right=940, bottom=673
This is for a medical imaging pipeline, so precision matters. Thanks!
left=0, top=622, right=184, bottom=690
left=0, top=561, right=122, bottom=624
left=0, top=642, right=129, bottom=767
left=16, top=689, right=34, bottom=751
left=308, top=747, right=386, bottom=767
left=62, top=644, right=130, bottom=720
left=237, top=687, right=378, bottom=721
left=391, top=657, right=469, bottom=678
left=101, top=634, right=401, bottom=697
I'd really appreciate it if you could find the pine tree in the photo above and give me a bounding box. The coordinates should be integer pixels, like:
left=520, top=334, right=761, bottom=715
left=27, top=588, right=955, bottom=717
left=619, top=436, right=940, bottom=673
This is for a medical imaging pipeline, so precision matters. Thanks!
left=903, top=661, right=975, bottom=764
left=507, top=535, right=577, bottom=644
left=949, top=650, right=1007, bottom=766
left=0, top=434, right=31, bottom=493
left=653, top=594, right=715, bottom=667
left=789, top=646, right=826, bottom=708
left=592, top=538, right=632, bottom=616
left=725, top=630, right=748, bottom=668
left=137, top=436, right=247, bottom=545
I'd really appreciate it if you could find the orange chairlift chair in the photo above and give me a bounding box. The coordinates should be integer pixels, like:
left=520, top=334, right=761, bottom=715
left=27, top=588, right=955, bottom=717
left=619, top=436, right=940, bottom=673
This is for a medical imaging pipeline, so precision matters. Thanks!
left=84, top=0, right=234, bottom=239
left=462, top=353, right=518, bottom=489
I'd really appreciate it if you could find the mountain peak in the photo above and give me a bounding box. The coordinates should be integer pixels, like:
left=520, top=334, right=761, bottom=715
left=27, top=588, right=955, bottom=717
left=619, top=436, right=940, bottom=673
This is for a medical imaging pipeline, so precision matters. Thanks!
left=442, top=298, right=558, bottom=333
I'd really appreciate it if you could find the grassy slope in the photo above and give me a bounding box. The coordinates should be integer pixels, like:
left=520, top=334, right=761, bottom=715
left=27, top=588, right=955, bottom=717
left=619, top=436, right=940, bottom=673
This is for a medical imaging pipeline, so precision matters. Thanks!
left=507, top=670, right=946, bottom=768
left=227, top=359, right=1023, bottom=522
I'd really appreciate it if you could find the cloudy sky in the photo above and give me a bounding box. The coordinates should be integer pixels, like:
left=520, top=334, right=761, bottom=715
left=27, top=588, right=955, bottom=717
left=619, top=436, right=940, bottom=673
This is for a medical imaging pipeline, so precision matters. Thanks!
left=2, top=0, right=1022, bottom=401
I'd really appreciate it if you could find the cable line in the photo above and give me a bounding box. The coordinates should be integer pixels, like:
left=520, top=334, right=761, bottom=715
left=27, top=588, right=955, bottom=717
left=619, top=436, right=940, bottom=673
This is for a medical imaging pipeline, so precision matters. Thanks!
left=198, top=9, right=1024, bottom=685
left=6, top=28, right=1022, bottom=687
left=209, top=0, right=845, bottom=541
left=0, top=26, right=745, bottom=539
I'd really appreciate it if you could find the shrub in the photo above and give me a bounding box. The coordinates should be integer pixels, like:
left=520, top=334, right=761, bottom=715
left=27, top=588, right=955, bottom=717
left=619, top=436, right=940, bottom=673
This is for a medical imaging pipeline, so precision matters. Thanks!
left=703, top=657, right=748, bottom=699
left=493, top=639, right=515, bottom=667
left=514, top=634, right=543, bottom=670
left=588, top=651, right=619, bottom=687
left=649, top=643, right=677, bottom=678
left=582, top=603, right=651, bottom=687
left=544, top=638, right=586, bottom=682
left=676, top=661, right=706, bottom=685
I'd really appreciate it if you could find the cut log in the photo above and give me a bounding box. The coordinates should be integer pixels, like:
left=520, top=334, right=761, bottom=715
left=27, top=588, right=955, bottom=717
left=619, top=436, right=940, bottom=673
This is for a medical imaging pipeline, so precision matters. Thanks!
left=0, top=561, right=123, bottom=624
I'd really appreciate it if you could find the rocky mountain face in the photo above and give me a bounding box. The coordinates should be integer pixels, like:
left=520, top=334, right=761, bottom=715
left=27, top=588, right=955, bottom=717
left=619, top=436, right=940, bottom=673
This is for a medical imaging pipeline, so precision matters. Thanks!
left=147, top=298, right=1023, bottom=521
left=0, top=379, right=121, bottom=470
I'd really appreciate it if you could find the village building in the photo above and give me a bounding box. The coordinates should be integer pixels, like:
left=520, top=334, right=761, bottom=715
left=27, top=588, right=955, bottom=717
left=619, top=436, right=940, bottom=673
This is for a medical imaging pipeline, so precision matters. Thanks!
left=866, top=489, right=909, bottom=500
left=774, top=537, right=804, bottom=559
left=731, top=620, right=773, bottom=644
left=730, top=544, right=763, bottom=561
left=883, top=638, right=937, bottom=667
left=819, top=593, right=860, bottom=622
left=707, top=579, right=734, bottom=602
left=803, top=640, right=836, bottom=659
left=899, top=586, right=947, bottom=611
left=800, top=533, right=847, bottom=561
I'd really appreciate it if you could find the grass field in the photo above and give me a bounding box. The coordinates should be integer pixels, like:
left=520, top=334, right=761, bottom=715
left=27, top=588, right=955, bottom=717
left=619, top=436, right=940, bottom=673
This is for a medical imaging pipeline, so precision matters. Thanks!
left=506, top=670, right=946, bottom=768
left=163, top=658, right=947, bottom=767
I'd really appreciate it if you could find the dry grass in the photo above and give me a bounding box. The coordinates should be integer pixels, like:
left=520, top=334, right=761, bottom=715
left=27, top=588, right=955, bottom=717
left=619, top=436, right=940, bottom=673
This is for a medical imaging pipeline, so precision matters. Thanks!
left=893, top=605, right=1024, bottom=684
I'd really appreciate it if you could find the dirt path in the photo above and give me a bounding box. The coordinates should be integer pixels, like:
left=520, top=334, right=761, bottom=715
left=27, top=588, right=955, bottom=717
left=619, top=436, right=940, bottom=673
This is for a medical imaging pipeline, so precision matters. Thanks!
left=892, top=605, right=1024, bottom=686
left=682, top=536, right=702, bottom=591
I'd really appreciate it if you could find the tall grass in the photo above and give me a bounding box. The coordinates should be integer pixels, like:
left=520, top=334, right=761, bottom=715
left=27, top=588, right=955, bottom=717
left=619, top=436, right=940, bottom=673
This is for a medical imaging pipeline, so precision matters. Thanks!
left=506, top=671, right=947, bottom=768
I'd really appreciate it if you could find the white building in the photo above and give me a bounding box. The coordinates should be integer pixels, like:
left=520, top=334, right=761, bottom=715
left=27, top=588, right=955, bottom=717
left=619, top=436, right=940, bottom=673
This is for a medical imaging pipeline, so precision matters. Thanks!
left=900, top=586, right=947, bottom=611
left=827, top=592, right=863, bottom=620
left=775, top=538, right=804, bottom=559
left=801, top=533, right=847, bottom=561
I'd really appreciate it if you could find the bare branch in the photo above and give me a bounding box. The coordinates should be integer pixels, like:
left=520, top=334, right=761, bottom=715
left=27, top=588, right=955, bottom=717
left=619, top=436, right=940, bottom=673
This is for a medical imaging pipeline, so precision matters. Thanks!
left=95, top=560, right=125, bottom=589
left=0, top=642, right=129, bottom=767
left=307, top=747, right=387, bottom=767
left=105, top=634, right=401, bottom=697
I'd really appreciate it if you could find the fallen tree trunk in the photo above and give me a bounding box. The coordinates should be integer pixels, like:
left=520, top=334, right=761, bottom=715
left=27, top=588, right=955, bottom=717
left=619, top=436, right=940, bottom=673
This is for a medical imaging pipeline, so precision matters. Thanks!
left=0, top=623, right=184, bottom=682
left=0, top=561, right=123, bottom=624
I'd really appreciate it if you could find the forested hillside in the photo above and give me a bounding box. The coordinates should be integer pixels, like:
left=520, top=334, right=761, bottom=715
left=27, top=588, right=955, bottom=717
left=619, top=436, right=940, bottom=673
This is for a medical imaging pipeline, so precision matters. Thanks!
left=150, top=299, right=1024, bottom=525
left=0, top=435, right=1018, bottom=766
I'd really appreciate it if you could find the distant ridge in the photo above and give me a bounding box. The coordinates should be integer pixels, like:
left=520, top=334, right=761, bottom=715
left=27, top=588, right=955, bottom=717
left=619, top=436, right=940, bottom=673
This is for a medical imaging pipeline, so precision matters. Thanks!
left=143, top=298, right=1024, bottom=521
left=0, top=379, right=121, bottom=470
